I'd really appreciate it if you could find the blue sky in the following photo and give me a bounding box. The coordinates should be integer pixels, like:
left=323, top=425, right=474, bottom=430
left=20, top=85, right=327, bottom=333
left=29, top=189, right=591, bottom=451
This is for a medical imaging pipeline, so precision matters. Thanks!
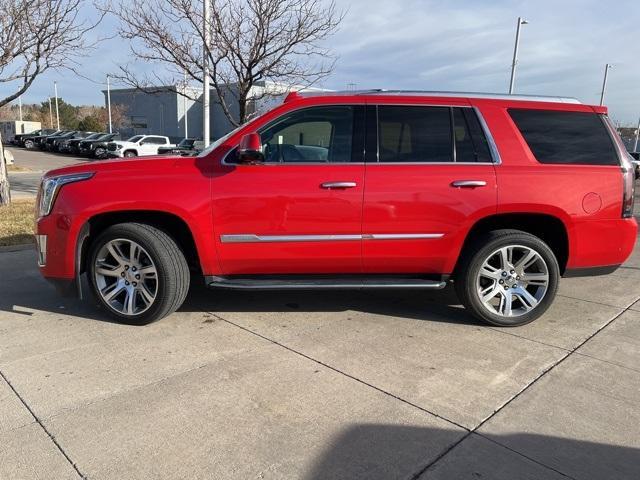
left=13, top=0, right=640, bottom=125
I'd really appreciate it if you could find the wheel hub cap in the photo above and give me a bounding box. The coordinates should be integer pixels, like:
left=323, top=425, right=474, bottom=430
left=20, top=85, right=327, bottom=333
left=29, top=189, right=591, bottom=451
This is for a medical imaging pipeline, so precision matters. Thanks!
left=94, top=239, right=158, bottom=316
left=476, top=245, right=549, bottom=318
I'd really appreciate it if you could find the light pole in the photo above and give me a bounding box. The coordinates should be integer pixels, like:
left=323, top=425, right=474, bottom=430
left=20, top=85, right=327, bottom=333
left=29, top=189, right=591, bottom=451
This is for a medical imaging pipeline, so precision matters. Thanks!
left=48, top=98, right=53, bottom=128
left=633, top=117, right=640, bottom=153
left=509, top=17, right=529, bottom=94
left=18, top=96, right=23, bottom=122
left=53, top=81, right=60, bottom=130
left=202, top=0, right=211, bottom=147
left=599, top=63, right=612, bottom=106
left=184, top=71, right=189, bottom=139
left=106, top=75, right=113, bottom=134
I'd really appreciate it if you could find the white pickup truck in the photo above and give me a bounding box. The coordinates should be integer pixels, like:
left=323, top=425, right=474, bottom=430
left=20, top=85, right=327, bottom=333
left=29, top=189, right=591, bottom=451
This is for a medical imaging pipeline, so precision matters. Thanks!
left=106, top=135, right=175, bottom=158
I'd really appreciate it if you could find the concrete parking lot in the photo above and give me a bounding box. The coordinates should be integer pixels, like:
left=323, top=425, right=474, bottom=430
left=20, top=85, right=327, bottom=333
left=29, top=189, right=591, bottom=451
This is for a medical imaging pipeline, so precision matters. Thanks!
left=1, top=149, right=639, bottom=479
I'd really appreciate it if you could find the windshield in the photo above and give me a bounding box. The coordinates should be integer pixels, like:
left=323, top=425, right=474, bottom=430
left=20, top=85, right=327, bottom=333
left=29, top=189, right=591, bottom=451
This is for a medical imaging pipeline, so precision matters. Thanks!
left=84, top=133, right=103, bottom=140
left=96, top=133, right=113, bottom=141
left=197, top=124, right=246, bottom=158
left=126, top=135, right=143, bottom=142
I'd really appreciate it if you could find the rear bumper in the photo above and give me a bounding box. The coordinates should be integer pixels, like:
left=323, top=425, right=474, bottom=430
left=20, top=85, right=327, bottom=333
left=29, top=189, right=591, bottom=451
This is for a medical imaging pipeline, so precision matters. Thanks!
left=567, top=217, right=637, bottom=270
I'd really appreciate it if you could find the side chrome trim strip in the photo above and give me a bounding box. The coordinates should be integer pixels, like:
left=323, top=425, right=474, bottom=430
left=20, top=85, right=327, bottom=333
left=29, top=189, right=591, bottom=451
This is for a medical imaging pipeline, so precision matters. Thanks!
left=362, top=233, right=444, bottom=240
left=220, top=233, right=444, bottom=243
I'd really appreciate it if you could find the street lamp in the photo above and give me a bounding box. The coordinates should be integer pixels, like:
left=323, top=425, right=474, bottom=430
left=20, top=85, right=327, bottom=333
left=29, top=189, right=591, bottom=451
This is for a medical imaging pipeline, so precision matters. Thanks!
left=599, top=63, right=612, bottom=106
left=202, top=0, right=211, bottom=147
left=53, top=81, right=60, bottom=130
left=509, top=17, right=529, bottom=95
left=106, top=74, right=113, bottom=134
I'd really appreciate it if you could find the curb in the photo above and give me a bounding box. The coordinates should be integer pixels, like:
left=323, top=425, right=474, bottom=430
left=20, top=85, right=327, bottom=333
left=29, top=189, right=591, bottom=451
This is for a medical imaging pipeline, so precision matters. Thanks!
left=0, top=243, right=35, bottom=253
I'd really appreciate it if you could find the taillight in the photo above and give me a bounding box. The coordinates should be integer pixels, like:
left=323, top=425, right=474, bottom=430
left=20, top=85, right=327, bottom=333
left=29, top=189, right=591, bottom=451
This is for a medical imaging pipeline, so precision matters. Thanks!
left=622, top=160, right=635, bottom=218
left=601, top=115, right=636, bottom=218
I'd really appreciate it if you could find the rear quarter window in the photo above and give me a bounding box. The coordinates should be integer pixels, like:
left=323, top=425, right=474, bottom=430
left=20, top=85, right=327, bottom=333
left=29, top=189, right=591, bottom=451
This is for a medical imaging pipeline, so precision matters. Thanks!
left=508, top=109, right=619, bottom=166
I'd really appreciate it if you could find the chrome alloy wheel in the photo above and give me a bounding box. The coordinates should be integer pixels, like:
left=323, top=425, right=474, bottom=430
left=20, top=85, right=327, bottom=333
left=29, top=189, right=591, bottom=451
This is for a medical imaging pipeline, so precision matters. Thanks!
left=94, top=239, right=158, bottom=316
left=476, top=245, right=549, bottom=318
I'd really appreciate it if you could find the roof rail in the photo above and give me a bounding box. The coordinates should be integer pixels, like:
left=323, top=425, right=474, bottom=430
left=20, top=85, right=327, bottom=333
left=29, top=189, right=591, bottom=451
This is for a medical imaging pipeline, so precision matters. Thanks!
left=294, top=89, right=582, bottom=104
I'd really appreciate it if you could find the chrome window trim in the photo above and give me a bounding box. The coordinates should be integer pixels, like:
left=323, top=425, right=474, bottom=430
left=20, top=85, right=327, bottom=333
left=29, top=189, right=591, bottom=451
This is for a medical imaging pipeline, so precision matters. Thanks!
left=221, top=104, right=500, bottom=166
left=473, top=107, right=502, bottom=165
left=371, top=104, right=500, bottom=165
left=220, top=233, right=444, bottom=243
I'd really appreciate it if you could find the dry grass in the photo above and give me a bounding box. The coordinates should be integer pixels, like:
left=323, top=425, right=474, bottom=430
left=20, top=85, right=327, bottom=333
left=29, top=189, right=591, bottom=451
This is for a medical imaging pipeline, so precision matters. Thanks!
left=0, top=199, right=35, bottom=246
left=7, top=164, right=31, bottom=172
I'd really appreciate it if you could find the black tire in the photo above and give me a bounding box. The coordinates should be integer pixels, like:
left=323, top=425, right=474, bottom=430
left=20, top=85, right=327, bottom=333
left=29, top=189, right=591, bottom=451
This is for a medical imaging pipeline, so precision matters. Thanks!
left=455, top=229, right=560, bottom=327
left=124, top=150, right=137, bottom=158
left=88, top=223, right=190, bottom=325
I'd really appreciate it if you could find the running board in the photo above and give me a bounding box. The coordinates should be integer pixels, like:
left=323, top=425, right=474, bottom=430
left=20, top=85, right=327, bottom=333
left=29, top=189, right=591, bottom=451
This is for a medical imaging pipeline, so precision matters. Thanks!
left=205, top=275, right=447, bottom=290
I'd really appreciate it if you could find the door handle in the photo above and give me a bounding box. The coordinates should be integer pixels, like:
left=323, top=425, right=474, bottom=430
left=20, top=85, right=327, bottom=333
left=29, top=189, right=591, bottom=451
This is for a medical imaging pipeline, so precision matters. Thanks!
left=321, top=181, right=357, bottom=189
left=451, top=180, right=487, bottom=188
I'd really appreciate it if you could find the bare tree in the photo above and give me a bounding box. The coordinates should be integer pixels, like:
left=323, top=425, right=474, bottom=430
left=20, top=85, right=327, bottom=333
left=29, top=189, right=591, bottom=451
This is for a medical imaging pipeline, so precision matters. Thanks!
left=0, top=0, right=105, bottom=108
left=0, top=132, right=9, bottom=207
left=109, top=0, right=342, bottom=127
left=0, top=0, right=104, bottom=205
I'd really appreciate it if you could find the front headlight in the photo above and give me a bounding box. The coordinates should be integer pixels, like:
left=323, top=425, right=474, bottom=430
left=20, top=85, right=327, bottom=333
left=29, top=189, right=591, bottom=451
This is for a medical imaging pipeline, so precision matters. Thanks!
left=37, top=172, right=94, bottom=218
left=115, top=144, right=123, bottom=150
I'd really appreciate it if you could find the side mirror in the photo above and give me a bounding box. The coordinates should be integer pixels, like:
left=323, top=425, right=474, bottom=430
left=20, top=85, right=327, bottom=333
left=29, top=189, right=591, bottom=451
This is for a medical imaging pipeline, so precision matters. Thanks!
left=237, top=133, right=264, bottom=164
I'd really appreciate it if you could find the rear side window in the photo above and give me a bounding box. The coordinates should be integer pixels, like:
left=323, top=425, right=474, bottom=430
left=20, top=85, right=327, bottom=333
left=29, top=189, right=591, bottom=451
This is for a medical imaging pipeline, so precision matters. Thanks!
left=453, top=108, right=492, bottom=163
left=375, top=106, right=493, bottom=163
left=508, top=109, right=619, bottom=165
left=378, top=106, right=452, bottom=162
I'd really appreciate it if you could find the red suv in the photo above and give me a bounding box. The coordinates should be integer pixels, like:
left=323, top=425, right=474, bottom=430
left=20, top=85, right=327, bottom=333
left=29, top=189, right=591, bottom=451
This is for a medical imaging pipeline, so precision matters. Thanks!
left=35, top=91, right=637, bottom=326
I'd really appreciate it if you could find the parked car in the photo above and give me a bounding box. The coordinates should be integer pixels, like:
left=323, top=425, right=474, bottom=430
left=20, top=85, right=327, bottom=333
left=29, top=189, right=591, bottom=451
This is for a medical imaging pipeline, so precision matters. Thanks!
left=15, top=129, right=57, bottom=148
left=42, top=131, right=76, bottom=151
left=51, top=131, right=92, bottom=153
left=61, top=132, right=104, bottom=154
left=157, top=138, right=204, bottom=155
left=79, top=133, right=121, bottom=158
left=106, top=135, right=174, bottom=158
left=630, top=152, right=640, bottom=179
left=35, top=90, right=637, bottom=326
left=30, top=130, right=63, bottom=149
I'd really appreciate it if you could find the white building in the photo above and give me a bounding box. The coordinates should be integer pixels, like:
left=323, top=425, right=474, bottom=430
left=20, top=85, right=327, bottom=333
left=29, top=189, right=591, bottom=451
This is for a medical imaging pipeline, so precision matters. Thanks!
left=0, top=121, right=41, bottom=143
left=103, top=81, right=329, bottom=141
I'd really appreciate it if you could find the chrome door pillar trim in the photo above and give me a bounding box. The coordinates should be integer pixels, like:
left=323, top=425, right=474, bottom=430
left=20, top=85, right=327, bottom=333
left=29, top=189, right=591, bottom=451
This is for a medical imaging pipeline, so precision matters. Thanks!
left=220, top=233, right=444, bottom=243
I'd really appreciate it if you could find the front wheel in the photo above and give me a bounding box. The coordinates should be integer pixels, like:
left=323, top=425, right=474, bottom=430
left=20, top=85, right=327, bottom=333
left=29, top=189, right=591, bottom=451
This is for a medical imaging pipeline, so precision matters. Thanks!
left=88, top=223, right=190, bottom=325
left=124, top=150, right=136, bottom=158
left=456, top=230, right=559, bottom=327
left=24, top=139, right=34, bottom=149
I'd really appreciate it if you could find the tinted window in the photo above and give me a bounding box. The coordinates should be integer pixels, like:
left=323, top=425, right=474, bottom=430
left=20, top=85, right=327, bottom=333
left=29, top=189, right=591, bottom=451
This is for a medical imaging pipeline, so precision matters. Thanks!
left=378, top=106, right=452, bottom=162
left=453, top=108, right=492, bottom=162
left=144, top=137, right=166, bottom=144
left=258, top=106, right=355, bottom=163
left=508, top=109, right=618, bottom=165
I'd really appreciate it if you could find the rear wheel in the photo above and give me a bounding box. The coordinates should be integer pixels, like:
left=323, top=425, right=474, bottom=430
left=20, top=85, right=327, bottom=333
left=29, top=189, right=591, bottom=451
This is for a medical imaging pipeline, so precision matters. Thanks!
left=88, top=223, right=190, bottom=325
left=456, top=230, right=559, bottom=326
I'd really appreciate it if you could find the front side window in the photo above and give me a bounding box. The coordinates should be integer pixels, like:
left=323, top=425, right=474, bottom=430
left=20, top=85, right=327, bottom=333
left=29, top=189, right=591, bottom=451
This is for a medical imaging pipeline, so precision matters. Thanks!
left=378, top=106, right=452, bottom=163
left=258, top=106, right=355, bottom=163
left=508, top=109, right=619, bottom=165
